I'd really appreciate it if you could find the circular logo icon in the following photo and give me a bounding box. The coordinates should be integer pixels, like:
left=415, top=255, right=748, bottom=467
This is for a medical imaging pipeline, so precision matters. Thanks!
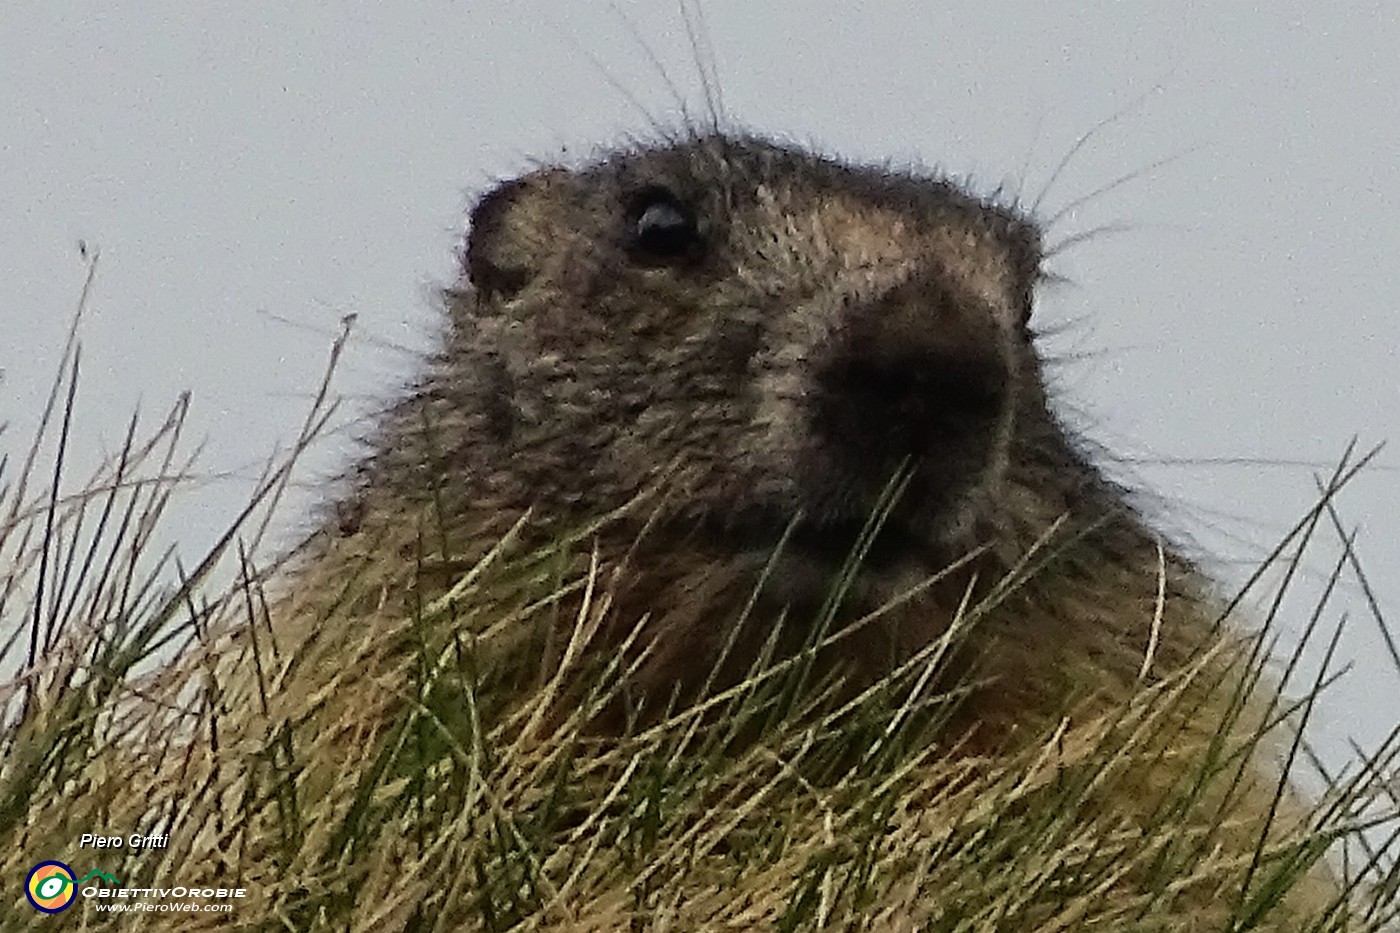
left=26, top=861, right=77, bottom=913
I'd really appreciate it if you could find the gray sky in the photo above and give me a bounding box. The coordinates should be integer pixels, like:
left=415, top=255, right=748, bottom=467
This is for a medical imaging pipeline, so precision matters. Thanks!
left=3, top=2, right=1396, bottom=774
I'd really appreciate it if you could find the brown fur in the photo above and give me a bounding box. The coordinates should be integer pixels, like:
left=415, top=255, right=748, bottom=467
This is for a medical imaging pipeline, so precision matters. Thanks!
left=332, top=132, right=1220, bottom=740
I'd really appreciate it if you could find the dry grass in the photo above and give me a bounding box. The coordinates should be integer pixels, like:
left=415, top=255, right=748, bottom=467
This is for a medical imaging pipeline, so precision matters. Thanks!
left=3, top=262, right=1399, bottom=931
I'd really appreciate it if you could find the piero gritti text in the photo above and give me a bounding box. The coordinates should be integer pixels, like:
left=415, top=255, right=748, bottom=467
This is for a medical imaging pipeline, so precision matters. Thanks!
left=79, top=832, right=170, bottom=850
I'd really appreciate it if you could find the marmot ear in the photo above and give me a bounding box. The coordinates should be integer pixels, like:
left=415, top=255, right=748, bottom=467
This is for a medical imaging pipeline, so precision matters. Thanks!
left=465, top=174, right=554, bottom=301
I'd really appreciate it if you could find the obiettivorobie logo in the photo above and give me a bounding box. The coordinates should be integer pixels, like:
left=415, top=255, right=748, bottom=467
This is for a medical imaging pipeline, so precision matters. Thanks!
left=25, top=862, right=120, bottom=914
left=25, top=859, right=249, bottom=915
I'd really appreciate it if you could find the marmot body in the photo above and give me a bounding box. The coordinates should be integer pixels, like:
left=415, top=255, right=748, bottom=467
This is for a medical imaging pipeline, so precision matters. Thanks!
left=339, top=131, right=1215, bottom=740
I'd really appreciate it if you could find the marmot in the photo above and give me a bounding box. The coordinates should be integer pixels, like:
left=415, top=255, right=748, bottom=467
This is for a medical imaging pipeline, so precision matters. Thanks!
left=334, top=130, right=1220, bottom=744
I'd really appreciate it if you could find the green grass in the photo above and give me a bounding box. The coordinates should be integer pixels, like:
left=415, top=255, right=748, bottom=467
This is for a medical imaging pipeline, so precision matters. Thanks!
left=3, top=261, right=1399, bottom=930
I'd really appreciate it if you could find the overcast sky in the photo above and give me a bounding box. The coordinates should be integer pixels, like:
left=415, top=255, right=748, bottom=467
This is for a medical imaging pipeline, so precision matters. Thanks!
left=3, top=2, right=1396, bottom=775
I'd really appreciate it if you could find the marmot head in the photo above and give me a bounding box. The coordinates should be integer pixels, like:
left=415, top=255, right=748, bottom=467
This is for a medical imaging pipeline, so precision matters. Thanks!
left=439, top=133, right=1048, bottom=578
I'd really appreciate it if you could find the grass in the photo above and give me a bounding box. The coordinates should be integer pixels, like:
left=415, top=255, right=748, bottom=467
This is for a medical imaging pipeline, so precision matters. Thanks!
left=3, top=261, right=1399, bottom=930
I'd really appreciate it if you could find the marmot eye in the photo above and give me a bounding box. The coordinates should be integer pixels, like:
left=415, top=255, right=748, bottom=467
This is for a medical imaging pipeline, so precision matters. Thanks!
left=629, top=188, right=701, bottom=262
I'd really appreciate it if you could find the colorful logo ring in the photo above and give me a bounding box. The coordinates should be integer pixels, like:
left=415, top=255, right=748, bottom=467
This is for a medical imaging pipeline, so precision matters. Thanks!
left=26, top=860, right=78, bottom=913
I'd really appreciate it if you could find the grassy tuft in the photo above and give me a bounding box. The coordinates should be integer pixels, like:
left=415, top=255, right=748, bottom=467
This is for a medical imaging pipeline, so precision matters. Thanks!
left=3, top=263, right=1399, bottom=930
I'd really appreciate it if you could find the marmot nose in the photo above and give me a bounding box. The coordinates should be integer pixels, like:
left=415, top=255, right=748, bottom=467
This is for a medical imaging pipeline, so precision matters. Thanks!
left=808, top=275, right=1011, bottom=463
left=812, top=352, right=1006, bottom=459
